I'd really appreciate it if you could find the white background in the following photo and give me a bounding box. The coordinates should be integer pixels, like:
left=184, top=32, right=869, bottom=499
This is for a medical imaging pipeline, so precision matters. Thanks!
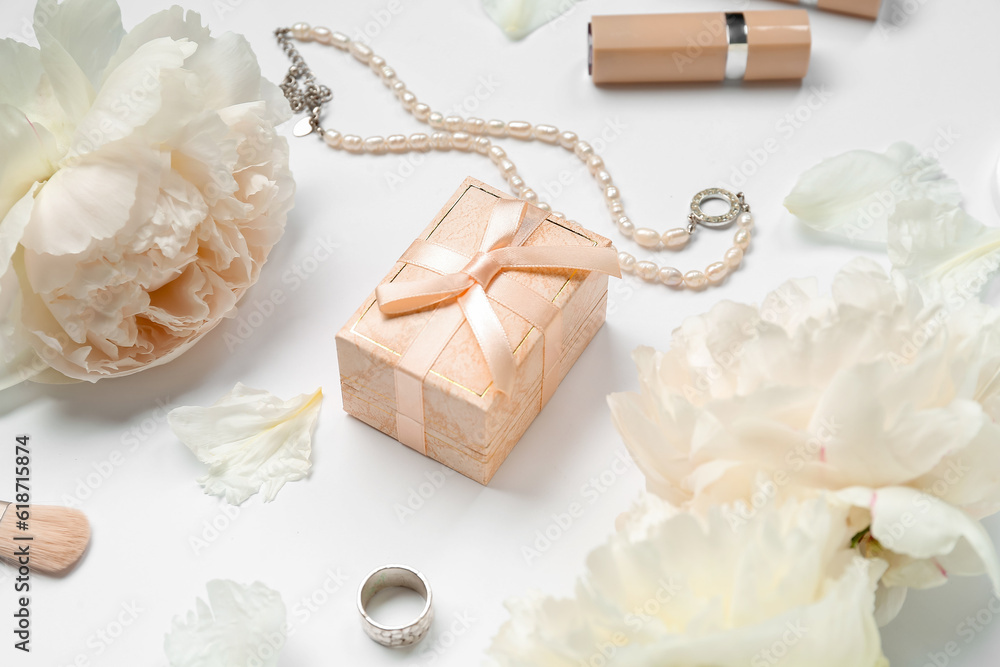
left=2, top=0, right=1000, bottom=664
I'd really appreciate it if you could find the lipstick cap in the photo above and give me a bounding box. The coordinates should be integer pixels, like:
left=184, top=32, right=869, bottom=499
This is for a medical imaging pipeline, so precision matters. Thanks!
left=589, top=11, right=811, bottom=85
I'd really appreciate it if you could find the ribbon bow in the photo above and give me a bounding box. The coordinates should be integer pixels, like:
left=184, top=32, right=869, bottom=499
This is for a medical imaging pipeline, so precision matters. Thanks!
left=376, top=199, right=620, bottom=395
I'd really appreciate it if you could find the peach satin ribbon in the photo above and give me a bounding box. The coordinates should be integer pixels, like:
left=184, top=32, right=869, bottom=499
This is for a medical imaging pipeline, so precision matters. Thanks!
left=375, top=198, right=620, bottom=453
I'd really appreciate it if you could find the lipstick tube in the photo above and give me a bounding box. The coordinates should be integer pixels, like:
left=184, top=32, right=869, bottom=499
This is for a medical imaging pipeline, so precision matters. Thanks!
left=589, top=11, right=811, bottom=85
left=774, top=0, right=882, bottom=20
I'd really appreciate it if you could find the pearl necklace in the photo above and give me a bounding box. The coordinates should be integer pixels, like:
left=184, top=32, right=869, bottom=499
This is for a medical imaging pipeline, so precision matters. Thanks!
left=275, top=24, right=755, bottom=290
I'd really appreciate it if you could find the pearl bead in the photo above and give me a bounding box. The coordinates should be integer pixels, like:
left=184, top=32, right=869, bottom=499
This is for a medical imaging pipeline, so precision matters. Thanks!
left=521, top=188, right=538, bottom=203
left=311, top=26, right=332, bottom=44
left=684, top=270, right=708, bottom=290
left=409, top=133, right=430, bottom=151
left=737, top=211, right=755, bottom=230
left=323, top=129, right=342, bottom=148
left=551, top=211, right=565, bottom=219
left=498, top=158, right=517, bottom=176
left=431, top=131, right=452, bottom=150
left=486, top=119, right=507, bottom=137
left=488, top=146, right=506, bottom=163
left=636, top=261, right=659, bottom=282
left=413, top=103, right=431, bottom=121
left=662, top=228, right=690, bottom=249
left=465, top=118, right=486, bottom=134
left=474, top=137, right=491, bottom=154
left=444, top=116, right=464, bottom=132
left=428, top=112, right=445, bottom=129
left=342, top=134, right=363, bottom=152
left=616, top=216, right=634, bottom=236
left=706, top=262, right=728, bottom=284
left=658, top=266, right=683, bottom=287
left=369, top=56, right=386, bottom=71
left=609, top=202, right=625, bottom=217
left=559, top=131, right=578, bottom=149
left=724, top=246, right=744, bottom=269
left=451, top=131, right=472, bottom=151
left=391, top=80, right=406, bottom=97
left=364, top=136, right=386, bottom=154
left=349, top=42, right=373, bottom=63
left=537, top=201, right=551, bottom=211
left=533, top=124, right=559, bottom=143
left=386, top=134, right=408, bottom=153
left=618, top=252, right=636, bottom=273
left=507, top=121, right=532, bottom=139
left=604, top=185, right=620, bottom=202
left=735, top=228, right=751, bottom=249
left=379, top=66, right=396, bottom=83
left=400, top=92, right=417, bottom=110
left=634, top=228, right=661, bottom=248
left=330, top=32, right=350, bottom=50
left=587, top=155, right=604, bottom=174
left=292, top=22, right=311, bottom=41
left=595, top=170, right=613, bottom=187
left=574, top=141, right=594, bottom=159
left=508, top=175, right=525, bottom=190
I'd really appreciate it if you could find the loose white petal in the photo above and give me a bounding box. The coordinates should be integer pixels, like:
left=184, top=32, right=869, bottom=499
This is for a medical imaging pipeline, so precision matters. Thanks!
left=164, top=580, right=286, bottom=667
left=784, top=142, right=962, bottom=243
left=169, top=384, right=323, bottom=504
left=481, top=0, right=580, bottom=40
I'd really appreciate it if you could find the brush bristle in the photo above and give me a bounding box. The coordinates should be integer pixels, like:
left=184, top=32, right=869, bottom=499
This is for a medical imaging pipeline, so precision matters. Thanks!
left=0, top=505, right=91, bottom=575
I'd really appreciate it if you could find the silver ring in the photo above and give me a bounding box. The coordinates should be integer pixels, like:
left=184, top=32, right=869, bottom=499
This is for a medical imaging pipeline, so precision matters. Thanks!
left=724, top=12, right=748, bottom=81
left=690, top=188, right=746, bottom=228
left=358, top=565, right=434, bottom=648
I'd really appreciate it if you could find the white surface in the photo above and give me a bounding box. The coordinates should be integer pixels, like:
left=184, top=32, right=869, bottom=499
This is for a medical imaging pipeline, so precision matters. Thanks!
left=2, top=0, right=1000, bottom=664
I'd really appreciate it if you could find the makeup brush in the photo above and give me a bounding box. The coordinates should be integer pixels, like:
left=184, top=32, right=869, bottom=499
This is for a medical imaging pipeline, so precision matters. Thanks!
left=0, top=502, right=91, bottom=575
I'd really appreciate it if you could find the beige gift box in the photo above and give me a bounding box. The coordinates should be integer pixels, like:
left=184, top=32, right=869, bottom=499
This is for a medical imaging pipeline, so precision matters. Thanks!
left=335, top=178, right=617, bottom=484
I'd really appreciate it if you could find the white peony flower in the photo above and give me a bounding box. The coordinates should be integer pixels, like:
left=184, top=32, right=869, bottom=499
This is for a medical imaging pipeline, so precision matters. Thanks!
left=164, top=579, right=287, bottom=667
left=168, top=384, right=323, bottom=504
left=489, top=495, right=889, bottom=667
left=0, top=0, right=294, bottom=387
left=608, top=259, right=1000, bottom=598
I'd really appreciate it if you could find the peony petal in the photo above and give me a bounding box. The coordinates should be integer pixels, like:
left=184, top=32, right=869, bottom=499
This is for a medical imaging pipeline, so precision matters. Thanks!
left=168, top=384, right=323, bottom=504
left=481, top=0, right=580, bottom=40
left=0, top=105, right=59, bottom=222
left=20, top=141, right=161, bottom=259
left=784, top=142, right=962, bottom=243
left=164, top=580, right=286, bottom=667
left=70, top=37, right=197, bottom=157
left=34, top=0, right=125, bottom=89
left=0, top=39, right=44, bottom=109
left=837, top=486, right=1000, bottom=592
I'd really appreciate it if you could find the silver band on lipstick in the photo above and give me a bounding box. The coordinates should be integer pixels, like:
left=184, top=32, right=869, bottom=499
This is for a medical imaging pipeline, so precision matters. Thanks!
left=358, top=565, right=434, bottom=648
left=724, top=12, right=749, bottom=81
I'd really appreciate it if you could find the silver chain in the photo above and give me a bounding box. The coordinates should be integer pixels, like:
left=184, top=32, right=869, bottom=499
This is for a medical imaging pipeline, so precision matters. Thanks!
left=275, top=28, right=331, bottom=136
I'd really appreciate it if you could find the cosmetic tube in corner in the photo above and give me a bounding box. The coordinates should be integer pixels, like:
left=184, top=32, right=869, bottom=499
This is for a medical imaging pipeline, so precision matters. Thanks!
left=774, top=0, right=882, bottom=20
left=589, top=11, right=811, bottom=85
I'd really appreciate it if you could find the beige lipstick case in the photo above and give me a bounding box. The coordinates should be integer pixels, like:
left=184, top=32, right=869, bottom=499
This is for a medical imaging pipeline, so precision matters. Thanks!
left=589, top=10, right=811, bottom=85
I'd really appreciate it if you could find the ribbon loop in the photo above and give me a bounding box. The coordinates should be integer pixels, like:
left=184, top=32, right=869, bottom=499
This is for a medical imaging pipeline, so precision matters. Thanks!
left=461, top=251, right=503, bottom=288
